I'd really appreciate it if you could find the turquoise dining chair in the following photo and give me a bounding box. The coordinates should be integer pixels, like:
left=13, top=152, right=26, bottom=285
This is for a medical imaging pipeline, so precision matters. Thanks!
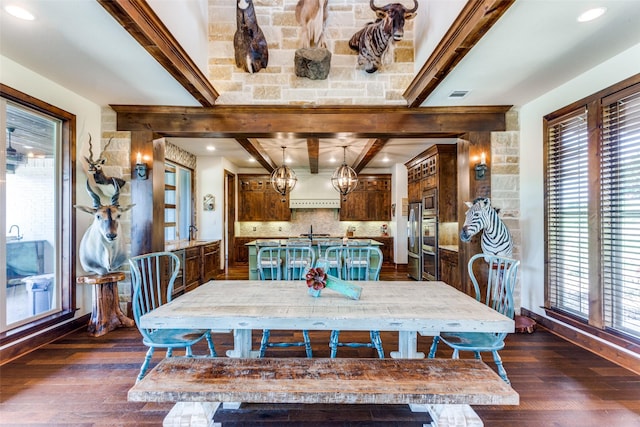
left=283, top=241, right=316, bottom=280
left=129, top=251, right=216, bottom=382
left=329, top=246, right=384, bottom=358
left=319, top=245, right=344, bottom=279
left=258, top=242, right=314, bottom=358
left=257, top=244, right=282, bottom=280
left=428, top=253, right=520, bottom=384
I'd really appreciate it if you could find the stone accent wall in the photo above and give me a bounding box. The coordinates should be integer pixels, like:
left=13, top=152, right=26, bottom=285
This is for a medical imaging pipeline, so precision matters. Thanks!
left=99, top=107, right=133, bottom=312
left=491, top=109, right=521, bottom=309
left=208, top=0, right=416, bottom=105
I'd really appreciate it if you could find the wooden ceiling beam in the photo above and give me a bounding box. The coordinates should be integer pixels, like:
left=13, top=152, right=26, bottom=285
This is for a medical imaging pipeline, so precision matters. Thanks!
left=307, top=138, right=320, bottom=174
left=111, top=105, right=510, bottom=137
left=403, top=0, right=515, bottom=107
left=98, top=0, right=219, bottom=107
left=235, top=138, right=277, bottom=173
left=353, top=138, right=389, bottom=174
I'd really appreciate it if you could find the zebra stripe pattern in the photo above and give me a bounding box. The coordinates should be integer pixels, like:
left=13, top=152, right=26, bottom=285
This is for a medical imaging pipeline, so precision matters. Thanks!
left=349, top=20, right=394, bottom=73
left=460, top=197, right=513, bottom=257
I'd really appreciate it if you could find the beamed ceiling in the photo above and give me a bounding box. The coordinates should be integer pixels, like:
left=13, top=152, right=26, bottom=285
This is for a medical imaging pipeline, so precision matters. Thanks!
left=100, top=0, right=514, bottom=173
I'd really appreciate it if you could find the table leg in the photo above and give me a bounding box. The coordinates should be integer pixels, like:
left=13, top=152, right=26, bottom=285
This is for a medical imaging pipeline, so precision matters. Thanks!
left=225, top=329, right=260, bottom=358
left=390, top=331, right=425, bottom=359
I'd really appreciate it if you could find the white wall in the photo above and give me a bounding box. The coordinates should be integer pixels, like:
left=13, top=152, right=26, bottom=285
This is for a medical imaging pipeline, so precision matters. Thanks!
left=148, top=0, right=210, bottom=74
left=519, top=43, right=640, bottom=319
left=1, top=55, right=103, bottom=326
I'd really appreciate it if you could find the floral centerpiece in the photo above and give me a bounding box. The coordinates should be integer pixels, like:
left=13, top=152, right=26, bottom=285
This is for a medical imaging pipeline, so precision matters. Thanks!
left=305, top=267, right=327, bottom=297
left=304, top=264, right=362, bottom=300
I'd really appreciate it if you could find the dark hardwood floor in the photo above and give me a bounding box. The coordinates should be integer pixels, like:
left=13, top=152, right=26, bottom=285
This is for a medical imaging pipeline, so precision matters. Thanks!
left=1, top=264, right=639, bottom=426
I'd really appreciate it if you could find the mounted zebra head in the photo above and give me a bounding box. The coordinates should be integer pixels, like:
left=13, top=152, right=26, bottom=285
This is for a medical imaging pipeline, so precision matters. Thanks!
left=460, top=197, right=513, bottom=257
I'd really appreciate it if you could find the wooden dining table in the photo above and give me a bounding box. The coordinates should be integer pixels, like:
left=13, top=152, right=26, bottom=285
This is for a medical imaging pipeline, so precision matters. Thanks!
left=138, top=279, right=516, bottom=426
left=140, top=279, right=514, bottom=359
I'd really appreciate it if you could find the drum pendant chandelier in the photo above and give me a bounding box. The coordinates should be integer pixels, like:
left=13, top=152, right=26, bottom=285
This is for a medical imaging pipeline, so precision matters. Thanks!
left=271, top=146, right=297, bottom=199
left=331, top=146, right=358, bottom=199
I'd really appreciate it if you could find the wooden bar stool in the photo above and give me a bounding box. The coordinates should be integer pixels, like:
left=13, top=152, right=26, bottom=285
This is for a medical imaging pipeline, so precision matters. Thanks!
left=77, top=272, right=135, bottom=337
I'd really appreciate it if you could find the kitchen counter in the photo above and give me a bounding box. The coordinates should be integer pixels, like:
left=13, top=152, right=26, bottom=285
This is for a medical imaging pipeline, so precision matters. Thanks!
left=164, top=239, right=219, bottom=252
left=245, top=238, right=385, bottom=280
left=439, top=245, right=459, bottom=252
left=244, top=238, right=384, bottom=247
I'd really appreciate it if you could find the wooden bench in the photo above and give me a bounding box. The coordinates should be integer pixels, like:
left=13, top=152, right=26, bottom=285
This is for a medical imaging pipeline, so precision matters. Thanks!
left=128, top=357, right=519, bottom=427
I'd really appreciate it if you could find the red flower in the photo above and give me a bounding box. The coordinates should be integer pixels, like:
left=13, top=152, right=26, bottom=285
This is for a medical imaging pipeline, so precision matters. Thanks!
left=305, top=267, right=327, bottom=290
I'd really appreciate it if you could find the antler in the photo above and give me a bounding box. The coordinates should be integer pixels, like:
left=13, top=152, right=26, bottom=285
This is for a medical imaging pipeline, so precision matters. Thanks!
left=110, top=178, right=121, bottom=207
left=85, top=180, right=102, bottom=209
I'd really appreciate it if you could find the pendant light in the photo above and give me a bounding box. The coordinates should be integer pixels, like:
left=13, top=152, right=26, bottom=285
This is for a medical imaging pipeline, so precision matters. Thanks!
left=331, top=146, right=358, bottom=199
left=6, top=127, right=25, bottom=174
left=270, top=146, right=297, bottom=200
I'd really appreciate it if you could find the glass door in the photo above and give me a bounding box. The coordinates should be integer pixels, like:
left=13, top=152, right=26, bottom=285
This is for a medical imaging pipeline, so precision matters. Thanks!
left=2, top=101, right=60, bottom=331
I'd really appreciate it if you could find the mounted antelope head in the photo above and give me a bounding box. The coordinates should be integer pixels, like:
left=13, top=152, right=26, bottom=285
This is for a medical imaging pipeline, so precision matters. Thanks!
left=75, top=179, right=134, bottom=275
left=83, top=134, right=126, bottom=190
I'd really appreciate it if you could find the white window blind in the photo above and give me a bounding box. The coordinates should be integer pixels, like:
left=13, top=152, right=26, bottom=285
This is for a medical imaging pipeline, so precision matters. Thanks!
left=546, top=109, right=590, bottom=320
left=601, top=87, right=640, bottom=338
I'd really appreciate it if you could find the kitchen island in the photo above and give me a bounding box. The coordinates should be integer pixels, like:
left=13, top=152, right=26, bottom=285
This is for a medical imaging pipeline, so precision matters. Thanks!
left=245, top=238, right=385, bottom=280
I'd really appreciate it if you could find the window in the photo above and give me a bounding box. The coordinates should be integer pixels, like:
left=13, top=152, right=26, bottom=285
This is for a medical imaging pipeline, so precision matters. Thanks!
left=1, top=84, right=75, bottom=344
left=164, top=161, right=193, bottom=242
left=544, top=75, right=640, bottom=341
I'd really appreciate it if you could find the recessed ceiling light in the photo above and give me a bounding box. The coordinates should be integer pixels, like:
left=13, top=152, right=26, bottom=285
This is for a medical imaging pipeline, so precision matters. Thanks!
left=206, top=145, right=216, bottom=151
left=5, top=5, right=35, bottom=20
left=248, top=158, right=255, bottom=162
left=577, top=7, right=607, bottom=22
left=382, top=156, right=390, bottom=162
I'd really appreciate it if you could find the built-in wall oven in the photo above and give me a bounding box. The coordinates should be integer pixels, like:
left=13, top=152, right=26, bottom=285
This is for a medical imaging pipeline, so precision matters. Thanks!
left=422, top=189, right=438, bottom=280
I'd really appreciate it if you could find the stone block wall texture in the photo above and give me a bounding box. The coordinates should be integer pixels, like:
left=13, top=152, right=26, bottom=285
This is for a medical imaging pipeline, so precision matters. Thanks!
left=491, top=110, right=521, bottom=309
left=208, top=0, right=416, bottom=105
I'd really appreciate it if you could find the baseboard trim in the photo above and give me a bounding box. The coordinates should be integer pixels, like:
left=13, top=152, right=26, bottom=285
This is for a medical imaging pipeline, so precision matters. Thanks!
left=0, top=314, right=90, bottom=365
left=521, top=308, right=640, bottom=376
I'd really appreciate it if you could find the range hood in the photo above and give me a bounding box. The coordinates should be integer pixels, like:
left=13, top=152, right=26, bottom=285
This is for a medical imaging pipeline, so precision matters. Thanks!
left=289, top=172, right=340, bottom=209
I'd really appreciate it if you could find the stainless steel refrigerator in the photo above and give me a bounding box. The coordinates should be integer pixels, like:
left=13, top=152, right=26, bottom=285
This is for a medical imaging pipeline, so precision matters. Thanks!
left=407, top=202, right=422, bottom=280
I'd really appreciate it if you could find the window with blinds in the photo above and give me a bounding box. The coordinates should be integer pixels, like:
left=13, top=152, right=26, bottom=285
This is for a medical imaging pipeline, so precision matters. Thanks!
left=601, top=87, right=640, bottom=337
left=546, top=109, right=590, bottom=320
left=545, top=77, right=640, bottom=341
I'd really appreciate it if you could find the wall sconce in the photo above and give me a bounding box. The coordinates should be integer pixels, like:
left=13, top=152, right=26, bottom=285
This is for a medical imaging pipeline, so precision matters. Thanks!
left=474, top=152, right=488, bottom=180
left=135, top=152, right=148, bottom=180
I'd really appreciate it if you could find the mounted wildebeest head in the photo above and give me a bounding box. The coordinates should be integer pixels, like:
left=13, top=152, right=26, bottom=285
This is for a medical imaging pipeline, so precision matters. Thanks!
left=75, top=179, right=134, bottom=275
left=349, top=0, right=419, bottom=73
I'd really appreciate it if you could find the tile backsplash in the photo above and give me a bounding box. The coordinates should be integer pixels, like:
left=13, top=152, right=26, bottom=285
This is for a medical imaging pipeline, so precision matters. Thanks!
left=237, top=209, right=389, bottom=238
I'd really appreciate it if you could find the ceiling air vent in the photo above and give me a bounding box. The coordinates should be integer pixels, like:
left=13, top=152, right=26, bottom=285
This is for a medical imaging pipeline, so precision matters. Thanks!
left=448, top=90, right=470, bottom=99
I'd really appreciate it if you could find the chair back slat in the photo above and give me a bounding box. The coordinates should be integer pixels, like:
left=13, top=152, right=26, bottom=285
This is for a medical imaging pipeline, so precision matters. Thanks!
left=318, top=245, right=344, bottom=279
left=284, top=244, right=315, bottom=280
left=257, top=246, right=283, bottom=280
left=343, top=246, right=383, bottom=281
left=129, top=252, right=181, bottom=339
left=468, top=253, right=520, bottom=322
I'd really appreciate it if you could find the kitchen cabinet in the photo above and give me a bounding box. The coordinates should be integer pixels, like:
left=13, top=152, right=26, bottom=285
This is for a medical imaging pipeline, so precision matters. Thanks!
left=439, top=248, right=461, bottom=291
left=374, top=236, right=394, bottom=264
left=234, top=237, right=256, bottom=264
left=184, top=246, right=202, bottom=292
left=202, top=241, right=221, bottom=282
left=168, top=240, right=221, bottom=297
left=405, top=145, right=457, bottom=222
left=238, top=175, right=290, bottom=221
left=340, top=175, right=391, bottom=221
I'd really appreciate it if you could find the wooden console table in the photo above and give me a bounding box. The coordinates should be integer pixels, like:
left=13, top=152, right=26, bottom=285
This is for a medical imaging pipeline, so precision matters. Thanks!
left=77, top=272, right=134, bottom=337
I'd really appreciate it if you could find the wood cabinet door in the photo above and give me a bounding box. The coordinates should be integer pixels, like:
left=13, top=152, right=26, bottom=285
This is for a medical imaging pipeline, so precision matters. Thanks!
left=202, top=241, right=220, bottom=282
left=264, top=191, right=291, bottom=221
left=170, top=249, right=186, bottom=298
left=439, top=249, right=461, bottom=291
left=234, top=237, right=253, bottom=263
left=184, top=247, right=202, bottom=292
